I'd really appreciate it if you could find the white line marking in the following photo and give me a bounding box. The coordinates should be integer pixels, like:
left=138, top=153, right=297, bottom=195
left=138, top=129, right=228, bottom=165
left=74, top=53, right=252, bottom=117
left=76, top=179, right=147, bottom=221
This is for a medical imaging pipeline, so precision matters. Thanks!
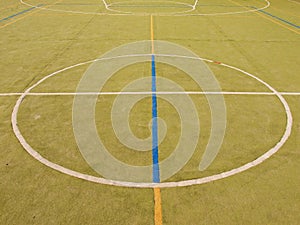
left=20, top=0, right=117, bottom=16
left=20, top=0, right=270, bottom=17
left=1, top=91, right=300, bottom=96
left=106, top=1, right=195, bottom=14
left=10, top=53, right=293, bottom=188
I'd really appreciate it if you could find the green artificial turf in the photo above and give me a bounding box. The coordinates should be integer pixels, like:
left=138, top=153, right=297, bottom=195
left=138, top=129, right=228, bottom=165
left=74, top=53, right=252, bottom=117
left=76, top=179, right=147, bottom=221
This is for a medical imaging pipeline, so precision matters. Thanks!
left=0, top=0, right=299, bottom=224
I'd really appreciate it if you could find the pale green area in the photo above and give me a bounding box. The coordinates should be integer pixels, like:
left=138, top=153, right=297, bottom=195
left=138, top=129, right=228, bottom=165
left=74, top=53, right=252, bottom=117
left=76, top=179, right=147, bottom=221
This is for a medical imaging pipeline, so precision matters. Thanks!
left=0, top=0, right=299, bottom=224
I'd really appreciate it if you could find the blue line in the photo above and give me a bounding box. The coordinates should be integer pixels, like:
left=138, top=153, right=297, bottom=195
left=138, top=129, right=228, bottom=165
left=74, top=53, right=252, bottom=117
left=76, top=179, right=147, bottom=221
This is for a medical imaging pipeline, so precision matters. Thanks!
left=252, top=7, right=299, bottom=29
left=0, top=5, right=42, bottom=23
left=151, top=54, right=160, bottom=183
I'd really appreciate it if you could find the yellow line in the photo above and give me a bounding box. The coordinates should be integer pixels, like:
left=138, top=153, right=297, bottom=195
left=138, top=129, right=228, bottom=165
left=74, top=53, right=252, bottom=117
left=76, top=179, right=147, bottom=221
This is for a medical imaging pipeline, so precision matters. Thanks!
left=227, top=0, right=300, bottom=35
left=154, top=187, right=163, bottom=225
left=150, top=14, right=163, bottom=225
left=0, top=0, right=63, bottom=30
left=150, top=14, right=155, bottom=54
left=255, top=12, right=300, bottom=34
left=0, top=8, right=39, bottom=29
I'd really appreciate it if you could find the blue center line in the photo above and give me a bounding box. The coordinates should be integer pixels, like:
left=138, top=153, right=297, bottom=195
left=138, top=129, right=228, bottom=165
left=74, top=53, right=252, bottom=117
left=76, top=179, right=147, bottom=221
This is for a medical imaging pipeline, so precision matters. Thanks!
left=252, top=6, right=300, bottom=29
left=0, top=4, right=43, bottom=23
left=151, top=54, right=160, bottom=183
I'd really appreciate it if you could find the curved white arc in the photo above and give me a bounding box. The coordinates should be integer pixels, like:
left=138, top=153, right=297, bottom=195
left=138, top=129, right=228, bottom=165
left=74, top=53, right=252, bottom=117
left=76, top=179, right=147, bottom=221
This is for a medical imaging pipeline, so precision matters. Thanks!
left=20, top=0, right=270, bottom=17
left=12, top=53, right=292, bottom=188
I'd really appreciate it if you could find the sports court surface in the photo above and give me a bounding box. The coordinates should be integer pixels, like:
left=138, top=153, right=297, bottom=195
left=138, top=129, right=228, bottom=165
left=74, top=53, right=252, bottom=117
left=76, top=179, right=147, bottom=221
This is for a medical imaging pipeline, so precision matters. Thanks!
left=0, top=0, right=299, bottom=224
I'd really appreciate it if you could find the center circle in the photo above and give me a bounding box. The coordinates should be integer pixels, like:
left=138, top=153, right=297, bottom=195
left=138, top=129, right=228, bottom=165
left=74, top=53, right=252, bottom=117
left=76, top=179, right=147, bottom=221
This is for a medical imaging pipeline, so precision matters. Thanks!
left=11, top=45, right=292, bottom=188
left=72, top=41, right=225, bottom=183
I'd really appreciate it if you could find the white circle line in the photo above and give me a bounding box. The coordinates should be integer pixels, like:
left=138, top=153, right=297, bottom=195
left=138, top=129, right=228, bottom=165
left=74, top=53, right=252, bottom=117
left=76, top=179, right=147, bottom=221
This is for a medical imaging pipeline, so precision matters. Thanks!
left=106, top=1, right=195, bottom=14
left=20, top=0, right=270, bottom=17
left=186, top=0, right=270, bottom=16
left=11, top=53, right=293, bottom=188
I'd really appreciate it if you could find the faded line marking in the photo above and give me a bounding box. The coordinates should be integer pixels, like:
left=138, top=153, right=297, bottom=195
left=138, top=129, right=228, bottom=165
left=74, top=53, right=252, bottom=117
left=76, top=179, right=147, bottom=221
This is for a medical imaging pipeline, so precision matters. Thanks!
left=0, top=0, right=62, bottom=29
left=227, top=0, right=300, bottom=34
left=288, top=0, right=300, bottom=5
left=252, top=10, right=300, bottom=34
left=252, top=7, right=299, bottom=29
left=0, top=5, right=41, bottom=23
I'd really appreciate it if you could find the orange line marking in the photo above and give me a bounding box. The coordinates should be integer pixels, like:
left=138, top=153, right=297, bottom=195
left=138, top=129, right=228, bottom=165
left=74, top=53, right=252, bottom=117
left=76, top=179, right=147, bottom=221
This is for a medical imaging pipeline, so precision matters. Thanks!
left=154, top=187, right=163, bottom=225
left=151, top=14, right=155, bottom=54
left=150, top=14, right=163, bottom=225
left=227, top=0, right=300, bottom=35
left=0, top=0, right=63, bottom=30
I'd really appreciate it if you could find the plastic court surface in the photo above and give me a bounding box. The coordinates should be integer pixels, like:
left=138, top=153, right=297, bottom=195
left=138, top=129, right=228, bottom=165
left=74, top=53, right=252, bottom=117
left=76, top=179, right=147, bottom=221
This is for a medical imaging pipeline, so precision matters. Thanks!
left=0, top=0, right=299, bottom=224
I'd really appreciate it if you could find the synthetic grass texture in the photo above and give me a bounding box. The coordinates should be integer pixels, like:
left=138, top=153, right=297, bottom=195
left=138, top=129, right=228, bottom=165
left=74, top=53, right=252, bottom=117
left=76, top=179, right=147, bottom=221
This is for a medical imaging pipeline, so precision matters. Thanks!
left=1, top=0, right=300, bottom=224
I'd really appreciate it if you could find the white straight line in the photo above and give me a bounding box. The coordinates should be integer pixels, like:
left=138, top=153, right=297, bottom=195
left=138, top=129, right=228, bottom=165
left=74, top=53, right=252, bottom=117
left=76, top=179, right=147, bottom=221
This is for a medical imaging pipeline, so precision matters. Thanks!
left=280, top=92, right=300, bottom=95
left=0, top=93, right=23, bottom=96
left=20, top=0, right=271, bottom=17
left=9, top=52, right=294, bottom=188
left=1, top=91, right=300, bottom=96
